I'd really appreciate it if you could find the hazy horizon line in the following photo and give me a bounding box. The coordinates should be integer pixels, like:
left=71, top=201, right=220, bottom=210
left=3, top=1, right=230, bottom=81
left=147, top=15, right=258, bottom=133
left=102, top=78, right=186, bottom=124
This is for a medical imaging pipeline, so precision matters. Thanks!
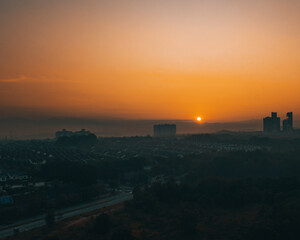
left=0, top=116, right=270, bottom=123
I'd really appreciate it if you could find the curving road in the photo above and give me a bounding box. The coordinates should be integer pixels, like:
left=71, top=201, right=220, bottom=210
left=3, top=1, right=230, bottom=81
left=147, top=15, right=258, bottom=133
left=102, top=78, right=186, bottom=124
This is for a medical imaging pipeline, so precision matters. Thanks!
left=0, top=192, right=133, bottom=239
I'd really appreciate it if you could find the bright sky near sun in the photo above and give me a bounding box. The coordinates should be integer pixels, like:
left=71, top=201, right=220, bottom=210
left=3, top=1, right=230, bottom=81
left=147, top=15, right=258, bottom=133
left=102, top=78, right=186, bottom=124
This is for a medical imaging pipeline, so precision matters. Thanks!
left=0, top=0, right=299, bottom=121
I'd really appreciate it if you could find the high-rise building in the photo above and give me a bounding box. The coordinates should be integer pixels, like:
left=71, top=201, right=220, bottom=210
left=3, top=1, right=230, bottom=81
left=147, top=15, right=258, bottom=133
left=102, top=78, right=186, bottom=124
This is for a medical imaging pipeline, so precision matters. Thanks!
left=263, top=112, right=280, bottom=133
left=153, top=124, right=176, bottom=137
left=283, top=112, right=293, bottom=132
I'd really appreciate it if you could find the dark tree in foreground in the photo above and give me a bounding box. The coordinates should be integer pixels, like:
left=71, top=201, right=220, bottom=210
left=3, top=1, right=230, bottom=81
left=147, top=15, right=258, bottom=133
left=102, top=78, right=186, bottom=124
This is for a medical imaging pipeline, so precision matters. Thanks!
left=45, top=212, right=55, bottom=228
left=179, top=212, right=198, bottom=235
left=110, top=228, right=136, bottom=240
left=94, top=213, right=111, bottom=235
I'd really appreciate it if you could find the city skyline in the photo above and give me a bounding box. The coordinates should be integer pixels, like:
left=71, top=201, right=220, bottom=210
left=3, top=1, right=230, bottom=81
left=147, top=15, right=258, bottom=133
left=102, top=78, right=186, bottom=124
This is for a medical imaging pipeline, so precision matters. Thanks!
left=1, top=2, right=300, bottom=239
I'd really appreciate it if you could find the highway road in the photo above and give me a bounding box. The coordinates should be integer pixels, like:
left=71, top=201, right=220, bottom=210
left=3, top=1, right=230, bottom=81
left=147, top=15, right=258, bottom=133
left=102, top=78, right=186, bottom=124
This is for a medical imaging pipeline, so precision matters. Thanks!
left=0, top=192, right=133, bottom=239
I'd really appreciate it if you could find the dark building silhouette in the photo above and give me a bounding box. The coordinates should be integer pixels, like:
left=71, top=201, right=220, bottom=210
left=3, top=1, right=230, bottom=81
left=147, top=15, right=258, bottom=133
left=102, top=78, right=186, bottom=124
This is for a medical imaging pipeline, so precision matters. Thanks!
left=283, top=112, right=293, bottom=132
left=263, top=112, right=280, bottom=133
left=153, top=124, right=176, bottom=137
left=55, top=129, right=92, bottom=139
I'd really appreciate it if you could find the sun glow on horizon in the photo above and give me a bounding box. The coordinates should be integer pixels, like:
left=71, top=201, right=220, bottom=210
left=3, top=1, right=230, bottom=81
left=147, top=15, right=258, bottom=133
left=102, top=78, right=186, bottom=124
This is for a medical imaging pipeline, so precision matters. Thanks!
left=197, top=116, right=202, bottom=122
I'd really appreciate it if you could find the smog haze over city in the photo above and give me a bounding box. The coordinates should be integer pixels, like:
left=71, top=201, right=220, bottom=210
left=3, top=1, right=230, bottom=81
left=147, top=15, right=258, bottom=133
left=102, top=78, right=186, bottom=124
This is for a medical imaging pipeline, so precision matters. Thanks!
left=0, top=1, right=300, bottom=240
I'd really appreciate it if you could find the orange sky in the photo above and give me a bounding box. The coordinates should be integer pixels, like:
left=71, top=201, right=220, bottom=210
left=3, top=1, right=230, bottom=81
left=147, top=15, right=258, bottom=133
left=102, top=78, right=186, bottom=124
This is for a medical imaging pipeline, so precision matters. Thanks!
left=0, top=0, right=299, bottom=121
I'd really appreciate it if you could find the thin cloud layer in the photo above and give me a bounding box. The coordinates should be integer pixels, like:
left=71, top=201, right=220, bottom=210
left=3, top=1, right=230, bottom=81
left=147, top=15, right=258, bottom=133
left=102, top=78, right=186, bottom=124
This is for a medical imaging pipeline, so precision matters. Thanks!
left=0, top=75, right=33, bottom=83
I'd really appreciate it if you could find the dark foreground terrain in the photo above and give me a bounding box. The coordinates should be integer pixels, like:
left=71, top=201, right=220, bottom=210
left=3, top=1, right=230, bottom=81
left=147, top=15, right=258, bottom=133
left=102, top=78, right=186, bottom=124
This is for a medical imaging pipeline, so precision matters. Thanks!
left=2, top=133, right=300, bottom=239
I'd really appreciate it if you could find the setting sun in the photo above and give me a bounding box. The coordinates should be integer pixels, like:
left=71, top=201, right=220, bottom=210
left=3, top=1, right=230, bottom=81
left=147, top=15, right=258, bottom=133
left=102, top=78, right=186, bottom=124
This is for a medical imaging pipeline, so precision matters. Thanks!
left=197, top=117, right=202, bottom=122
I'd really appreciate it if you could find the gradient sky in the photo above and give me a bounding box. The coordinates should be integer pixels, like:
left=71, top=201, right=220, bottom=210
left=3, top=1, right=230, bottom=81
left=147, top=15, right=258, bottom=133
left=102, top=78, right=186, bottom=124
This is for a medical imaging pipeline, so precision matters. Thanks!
left=0, top=0, right=299, bottom=121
